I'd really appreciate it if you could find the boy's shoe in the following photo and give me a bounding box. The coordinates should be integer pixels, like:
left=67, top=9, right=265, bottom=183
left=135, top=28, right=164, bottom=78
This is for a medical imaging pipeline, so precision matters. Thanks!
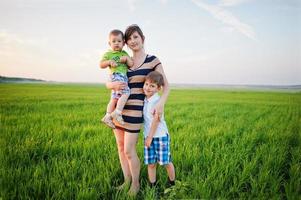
left=169, top=180, right=175, bottom=186
left=149, top=181, right=157, bottom=188
left=149, top=181, right=159, bottom=199
left=166, top=179, right=175, bottom=188
left=111, top=111, right=125, bottom=125
left=101, top=115, right=115, bottom=129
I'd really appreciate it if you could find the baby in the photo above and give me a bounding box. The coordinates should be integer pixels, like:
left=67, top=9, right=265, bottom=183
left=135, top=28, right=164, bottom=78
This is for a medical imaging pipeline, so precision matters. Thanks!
left=99, top=29, right=133, bottom=128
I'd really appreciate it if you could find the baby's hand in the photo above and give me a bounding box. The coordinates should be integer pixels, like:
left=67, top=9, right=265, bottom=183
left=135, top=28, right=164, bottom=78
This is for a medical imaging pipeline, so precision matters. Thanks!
left=109, top=60, right=117, bottom=67
left=119, top=56, right=127, bottom=63
left=145, top=137, right=153, bottom=148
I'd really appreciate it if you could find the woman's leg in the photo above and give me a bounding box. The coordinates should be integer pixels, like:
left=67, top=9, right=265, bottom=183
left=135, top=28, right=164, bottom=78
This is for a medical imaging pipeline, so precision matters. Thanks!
left=114, top=129, right=131, bottom=183
left=124, top=132, right=140, bottom=194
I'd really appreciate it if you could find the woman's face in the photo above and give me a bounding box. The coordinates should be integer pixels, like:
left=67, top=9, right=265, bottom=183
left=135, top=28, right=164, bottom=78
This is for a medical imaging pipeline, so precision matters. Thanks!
left=126, top=31, right=144, bottom=51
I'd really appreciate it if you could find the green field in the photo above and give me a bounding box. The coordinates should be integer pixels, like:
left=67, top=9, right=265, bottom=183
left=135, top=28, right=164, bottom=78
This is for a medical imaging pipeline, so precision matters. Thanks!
left=1, top=83, right=300, bottom=199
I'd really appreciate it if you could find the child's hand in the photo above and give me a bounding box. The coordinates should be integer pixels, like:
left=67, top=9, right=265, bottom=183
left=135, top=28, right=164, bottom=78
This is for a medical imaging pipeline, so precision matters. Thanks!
left=119, top=56, right=127, bottom=63
left=145, top=136, right=153, bottom=148
left=109, top=60, right=117, bottom=67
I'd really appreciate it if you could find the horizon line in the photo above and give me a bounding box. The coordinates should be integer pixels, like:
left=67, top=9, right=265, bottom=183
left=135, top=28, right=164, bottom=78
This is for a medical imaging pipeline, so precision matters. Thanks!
left=1, top=75, right=300, bottom=88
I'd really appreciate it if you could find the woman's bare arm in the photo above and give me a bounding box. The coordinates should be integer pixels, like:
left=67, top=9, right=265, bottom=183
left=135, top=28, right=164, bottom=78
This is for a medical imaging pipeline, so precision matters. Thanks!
left=106, top=81, right=127, bottom=90
left=154, top=64, right=170, bottom=117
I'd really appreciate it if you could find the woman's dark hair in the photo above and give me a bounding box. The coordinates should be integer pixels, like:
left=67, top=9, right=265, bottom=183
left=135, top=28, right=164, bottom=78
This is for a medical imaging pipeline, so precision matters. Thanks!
left=124, top=24, right=145, bottom=44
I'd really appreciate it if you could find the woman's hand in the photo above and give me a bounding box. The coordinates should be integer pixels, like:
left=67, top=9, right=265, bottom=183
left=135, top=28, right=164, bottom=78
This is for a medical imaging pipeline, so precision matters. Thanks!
left=106, top=81, right=127, bottom=90
left=153, top=101, right=164, bottom=120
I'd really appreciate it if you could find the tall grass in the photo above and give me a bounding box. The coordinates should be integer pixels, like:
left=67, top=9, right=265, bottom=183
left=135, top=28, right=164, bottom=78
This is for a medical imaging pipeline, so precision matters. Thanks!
left=1, top=83, right=300, bottom=199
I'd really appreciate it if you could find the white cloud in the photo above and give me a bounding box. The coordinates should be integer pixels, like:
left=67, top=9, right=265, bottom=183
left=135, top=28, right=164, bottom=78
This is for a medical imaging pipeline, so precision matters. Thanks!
left=218, top=0, right=252, bottom=7
left=0, top=31, right=28, bottom=46
left=127, top=0, right=139, bottom=12
left=158, top=0, right=168, bottom=4
left=220, top=26, right=235, bottom=33
left=78, top=49, right=103, bottom=67
left=127, top=0, right=168, bottom=12
left=191, top=0, right=257, bottom=41
left=0, top=30, right=48, bottom=48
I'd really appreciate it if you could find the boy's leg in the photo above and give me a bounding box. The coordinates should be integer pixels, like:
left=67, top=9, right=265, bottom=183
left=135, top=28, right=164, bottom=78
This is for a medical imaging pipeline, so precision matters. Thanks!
left=165, top=162, right=175, bottom=186
left=111, top=93, right=130, bottom=124
left=101, top=97, right=117, bottom=128
left=148, top=164, right=157, bottom=185
left=116, top=93, right=130, bottom=112
left=107, top=97, right=118, bottom=114
left=144, top=137, right=157, bottom=188
left=159, top=135, right=175, bottom=186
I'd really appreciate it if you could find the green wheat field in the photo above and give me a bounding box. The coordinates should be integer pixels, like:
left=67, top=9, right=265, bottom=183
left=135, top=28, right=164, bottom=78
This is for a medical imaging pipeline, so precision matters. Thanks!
left=1, top=83, right=300, bottom=199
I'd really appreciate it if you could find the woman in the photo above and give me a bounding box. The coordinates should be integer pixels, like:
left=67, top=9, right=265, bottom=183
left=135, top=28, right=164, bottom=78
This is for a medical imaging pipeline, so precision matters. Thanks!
left=106, top=24, right=170, bottom=195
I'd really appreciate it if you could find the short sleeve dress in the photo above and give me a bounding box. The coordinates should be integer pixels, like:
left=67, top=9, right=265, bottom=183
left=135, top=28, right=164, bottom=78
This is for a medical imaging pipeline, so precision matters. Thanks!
left=114, top=55, right=162, bottom=133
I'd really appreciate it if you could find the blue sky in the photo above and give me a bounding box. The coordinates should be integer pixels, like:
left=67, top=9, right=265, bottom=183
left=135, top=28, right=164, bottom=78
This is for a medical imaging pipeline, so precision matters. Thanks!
left=0, top=0, right=300, bottom=85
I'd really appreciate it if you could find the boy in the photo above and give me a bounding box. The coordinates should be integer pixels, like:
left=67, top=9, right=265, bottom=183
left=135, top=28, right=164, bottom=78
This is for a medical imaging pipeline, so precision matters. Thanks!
left=143, top=71, right=176, bottom=188
left=100, top=29, right=133, bottom=128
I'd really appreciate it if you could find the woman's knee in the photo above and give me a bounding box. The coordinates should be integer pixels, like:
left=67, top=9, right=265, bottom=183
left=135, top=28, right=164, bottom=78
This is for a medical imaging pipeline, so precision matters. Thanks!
left=125, top=148, right=134, bottom=159
left=125, top=145, right=140, bottom=160
left=124, top=132, right=138, bottom=159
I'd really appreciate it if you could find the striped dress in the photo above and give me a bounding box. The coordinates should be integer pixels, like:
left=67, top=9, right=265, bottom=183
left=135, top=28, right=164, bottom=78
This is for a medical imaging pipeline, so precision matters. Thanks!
left=114, top=55, right=161, bottom=133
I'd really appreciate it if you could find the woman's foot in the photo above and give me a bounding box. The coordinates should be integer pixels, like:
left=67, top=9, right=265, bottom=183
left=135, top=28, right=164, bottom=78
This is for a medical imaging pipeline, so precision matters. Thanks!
left=127, top=184, right=140, bottom=196
left=115, top=181, right=131, bottom=191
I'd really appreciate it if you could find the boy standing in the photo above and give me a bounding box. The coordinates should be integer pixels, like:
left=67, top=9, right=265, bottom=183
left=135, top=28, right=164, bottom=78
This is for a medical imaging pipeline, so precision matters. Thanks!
left=143, top=71, right=175, bottom=187
left=100, top=29, right=133, bottom=128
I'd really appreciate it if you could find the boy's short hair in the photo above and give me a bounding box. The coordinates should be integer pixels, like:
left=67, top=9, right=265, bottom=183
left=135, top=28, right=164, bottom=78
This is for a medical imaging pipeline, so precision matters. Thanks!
left=109, top=29, right=124, bottom=39
left=145, top=71, right=164, bottom=87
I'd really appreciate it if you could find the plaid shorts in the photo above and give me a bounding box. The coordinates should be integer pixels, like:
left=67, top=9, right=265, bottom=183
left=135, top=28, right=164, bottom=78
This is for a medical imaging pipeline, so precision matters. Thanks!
left=144, top=134, right=172, bottom=165
left=110, top=72, right=130, bottom=99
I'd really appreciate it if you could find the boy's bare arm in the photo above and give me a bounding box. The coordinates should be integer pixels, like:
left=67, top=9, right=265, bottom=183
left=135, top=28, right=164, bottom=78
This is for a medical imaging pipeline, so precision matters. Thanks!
left=126, top=57, right=134, bottom=67
left=145, top=114, right=160, bottom=147
left=100, top=60, right=117, bottom=69
left=120, top=56, right=134, bottom=68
